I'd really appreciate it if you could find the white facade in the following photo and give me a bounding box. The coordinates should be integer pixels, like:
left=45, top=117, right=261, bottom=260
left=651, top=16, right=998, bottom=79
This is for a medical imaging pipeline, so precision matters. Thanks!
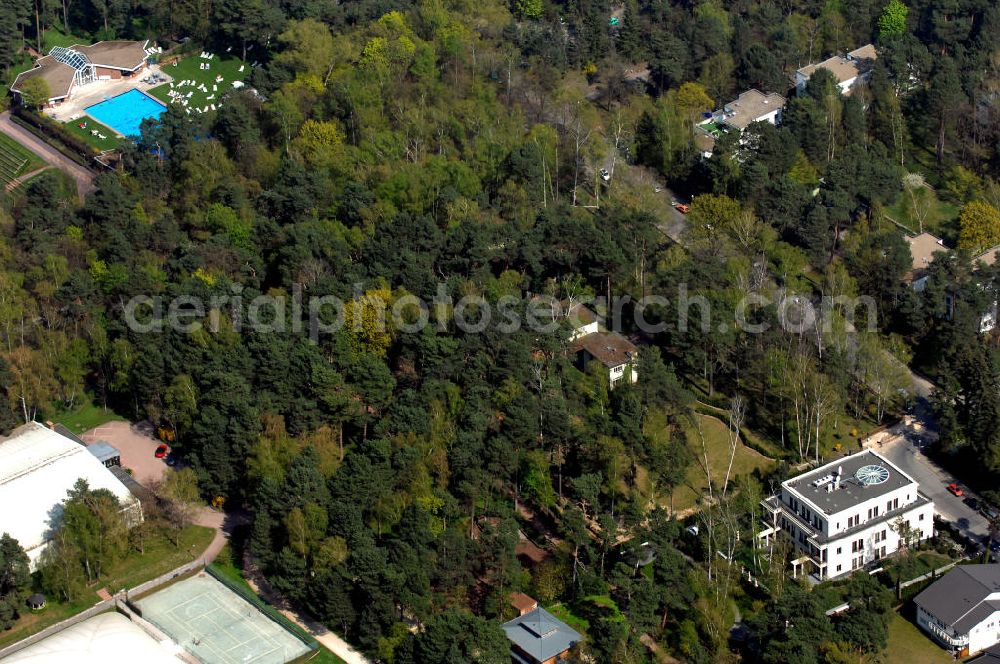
left=761, top=450, right=934, bottom=580
left=918, top=604, right=1000, bottom=655
left=915, top=565, right=1000, bottom=656
left=607, top=362, right=639, bottom=387
left=0, top=422, right=142, bottom=570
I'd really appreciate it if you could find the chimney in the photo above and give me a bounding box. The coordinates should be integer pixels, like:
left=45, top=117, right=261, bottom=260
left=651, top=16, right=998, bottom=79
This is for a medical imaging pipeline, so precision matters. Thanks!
left=834, top=466, right=842, bottom=490
left=45, top=421, right=55, bottom=430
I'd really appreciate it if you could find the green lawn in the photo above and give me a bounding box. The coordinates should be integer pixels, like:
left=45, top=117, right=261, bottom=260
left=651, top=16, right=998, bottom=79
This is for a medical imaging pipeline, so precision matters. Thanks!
left=45, top=399, right=124, bottom=434
left=103, top=524, right=215, bottom=591
left=62, top=117, right=121, bottom=151
left=654, top=412, right=775, bottom=512
left=885, top=193, right=960, bottom=240
left=148, top=54, right=248, bottom=115
left=0, top=131, right=45, bottom=184
left=42, top=27, right=86, bottom=51
left=0, top=525, right=214, bottom=649
left=548, top=602, right=590, bottom=634
left=881, top=611, right=951, bottom=664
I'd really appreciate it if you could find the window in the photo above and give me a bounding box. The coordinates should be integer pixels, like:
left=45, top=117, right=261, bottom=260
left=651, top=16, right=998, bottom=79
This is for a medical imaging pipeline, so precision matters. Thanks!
left=874, top=506, right=879, bottom=517
left=887, top=501, right=892, bottom=513
left=882, top=529, right=887, bottom=541
left=919, top=513, right=925, bottom=521
left=867, top=508, right=872, bottom=520
left=894, top=498, right=899, bottom=509
left=836, top=546, right=842, bottom=554
left=836, top=564, right=842, bottom=572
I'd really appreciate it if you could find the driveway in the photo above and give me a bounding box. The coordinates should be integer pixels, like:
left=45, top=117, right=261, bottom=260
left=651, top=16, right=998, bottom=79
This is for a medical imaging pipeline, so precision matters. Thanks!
left=879, top=433, right=991, bottom=544
left=81, top=420, right=167, bottom=487
left=0, top=111, right=95, bottom=199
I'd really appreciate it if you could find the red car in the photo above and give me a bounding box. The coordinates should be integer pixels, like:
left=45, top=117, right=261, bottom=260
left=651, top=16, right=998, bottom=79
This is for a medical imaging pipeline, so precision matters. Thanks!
left=674, top=203, right=690, bottom=214
left=947, top=483, right=964, bottom=497
left=155, top=444, right=169, bottom=459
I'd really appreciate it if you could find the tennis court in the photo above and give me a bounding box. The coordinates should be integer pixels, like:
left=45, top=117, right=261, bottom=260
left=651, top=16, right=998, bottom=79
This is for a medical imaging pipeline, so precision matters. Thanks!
left=135, top=573, right=311, bottom=664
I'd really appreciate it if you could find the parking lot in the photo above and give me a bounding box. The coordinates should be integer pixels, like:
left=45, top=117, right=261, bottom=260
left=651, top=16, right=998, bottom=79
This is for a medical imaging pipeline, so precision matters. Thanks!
left=81, top=420, right=168, bottom=486
left=879, top=431, right=992, bottom=545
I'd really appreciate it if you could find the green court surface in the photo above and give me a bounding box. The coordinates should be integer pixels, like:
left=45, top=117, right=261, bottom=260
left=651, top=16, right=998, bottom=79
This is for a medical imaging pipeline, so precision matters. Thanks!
left=135, top=572, right=311, bottom=664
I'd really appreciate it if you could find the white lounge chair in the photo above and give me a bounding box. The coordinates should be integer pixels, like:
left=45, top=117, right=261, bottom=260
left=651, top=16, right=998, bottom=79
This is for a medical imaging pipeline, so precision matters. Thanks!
left=210, top=104, right=216, bottom=111
left=238, top=65, right=244, bottom=73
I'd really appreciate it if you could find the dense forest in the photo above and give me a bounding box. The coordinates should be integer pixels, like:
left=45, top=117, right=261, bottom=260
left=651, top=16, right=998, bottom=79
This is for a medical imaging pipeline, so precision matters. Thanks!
left=2, top=0, right=1000, bottom=661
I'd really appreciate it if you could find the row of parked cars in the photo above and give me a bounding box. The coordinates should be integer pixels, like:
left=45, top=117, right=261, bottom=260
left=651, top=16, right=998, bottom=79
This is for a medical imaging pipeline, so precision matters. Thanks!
left=963, top=495, right=1000, bottom=523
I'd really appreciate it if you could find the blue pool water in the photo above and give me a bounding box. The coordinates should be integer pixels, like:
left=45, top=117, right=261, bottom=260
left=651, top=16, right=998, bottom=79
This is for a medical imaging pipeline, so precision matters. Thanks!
left=84, top=89, right=166, bottom=138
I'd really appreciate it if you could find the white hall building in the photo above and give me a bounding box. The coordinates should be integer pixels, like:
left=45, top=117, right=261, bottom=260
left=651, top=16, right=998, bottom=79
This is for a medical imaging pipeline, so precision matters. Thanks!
left=760, top=450, right=935, bottom=580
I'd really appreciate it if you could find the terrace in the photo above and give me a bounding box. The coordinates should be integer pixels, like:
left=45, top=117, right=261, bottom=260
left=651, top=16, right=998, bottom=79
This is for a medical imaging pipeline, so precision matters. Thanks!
left=148, top=52, right=248, bottom=118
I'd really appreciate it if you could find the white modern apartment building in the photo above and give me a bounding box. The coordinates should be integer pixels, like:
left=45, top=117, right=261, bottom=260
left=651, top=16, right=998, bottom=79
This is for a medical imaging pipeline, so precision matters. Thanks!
left=760, top=450, right=934, bottom=580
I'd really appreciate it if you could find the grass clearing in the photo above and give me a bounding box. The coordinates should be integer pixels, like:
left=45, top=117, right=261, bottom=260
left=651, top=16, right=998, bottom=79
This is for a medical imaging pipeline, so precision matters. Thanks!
left=885, top=193, right=960, bottom=241
left=42, top=27, right=86, bottom=51
left=645, top=410, right=775, bottom=512
left=103, top=524, right=215, bottom=591
left=46, top=399, right=124, bottom=434
left=0, top=131, right=45, bottom=186
left=62, top=116, right=121, bottom=151
left=148, top=54, right=248, bottom=115
left=548, top=602, right=590, bottom=634
left=0, top=524, right=213, bottom=650
left=881, top=611, right=951, bottom=664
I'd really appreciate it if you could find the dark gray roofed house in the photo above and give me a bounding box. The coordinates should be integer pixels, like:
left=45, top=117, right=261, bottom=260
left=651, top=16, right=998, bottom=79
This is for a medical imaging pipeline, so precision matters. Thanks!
left=503, top=607, right=581, bottom=664
left=914, top=564, right=1000, bottom=656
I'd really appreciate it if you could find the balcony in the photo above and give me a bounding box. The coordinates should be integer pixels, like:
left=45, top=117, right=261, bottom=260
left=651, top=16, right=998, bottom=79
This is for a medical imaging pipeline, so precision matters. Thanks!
left=923, top=622, right=968, bottom=648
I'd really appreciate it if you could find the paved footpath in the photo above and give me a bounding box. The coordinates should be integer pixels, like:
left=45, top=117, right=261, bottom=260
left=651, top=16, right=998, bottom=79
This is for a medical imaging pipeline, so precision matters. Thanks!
left=0, top=111, right=95, bottom=199
left=242, top=558, right=372, bottom=664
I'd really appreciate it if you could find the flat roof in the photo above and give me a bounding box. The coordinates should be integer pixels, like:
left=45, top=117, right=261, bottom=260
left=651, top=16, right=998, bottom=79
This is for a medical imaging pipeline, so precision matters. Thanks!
left=87, top=440, right=120, bottom=463
left=906, top=232, right=949, bottom=276
left=784, top=450, right=916, bottom=516
left=10, top=40, right=147, bottom=99
left=974, top=244, right=1000, bottom=267
left=75, top=40, right=148, bottom=70
left=797, top=44, right=877, bottom=84
left=11, top=57, right=76, bottom=99
left=721, top=89, right=786, bottom=130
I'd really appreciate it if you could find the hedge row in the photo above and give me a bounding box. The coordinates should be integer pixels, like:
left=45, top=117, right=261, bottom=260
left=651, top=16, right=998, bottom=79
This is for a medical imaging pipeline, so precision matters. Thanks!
left=10, top=105, right=99, bottom=169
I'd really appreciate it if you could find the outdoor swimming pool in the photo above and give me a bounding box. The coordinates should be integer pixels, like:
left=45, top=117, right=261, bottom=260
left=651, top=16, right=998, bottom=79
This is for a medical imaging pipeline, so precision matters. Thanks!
left=84, top=88, right=166, bottom=138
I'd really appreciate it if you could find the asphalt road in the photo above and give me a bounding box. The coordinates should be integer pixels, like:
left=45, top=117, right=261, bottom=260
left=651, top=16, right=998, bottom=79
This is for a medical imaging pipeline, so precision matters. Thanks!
left=880, top=430, right=991, bottom=545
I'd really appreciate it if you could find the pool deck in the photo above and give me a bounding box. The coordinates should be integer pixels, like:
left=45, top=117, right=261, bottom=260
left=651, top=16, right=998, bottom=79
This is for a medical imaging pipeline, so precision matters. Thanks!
left=42, top=64, right=174, bottom=135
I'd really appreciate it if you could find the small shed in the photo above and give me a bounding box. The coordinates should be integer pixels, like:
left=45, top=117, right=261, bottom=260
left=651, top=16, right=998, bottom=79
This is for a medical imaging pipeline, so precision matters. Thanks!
left=86, top=441, right=121, bottom=468
left=27, top=593, right=46, bottom=610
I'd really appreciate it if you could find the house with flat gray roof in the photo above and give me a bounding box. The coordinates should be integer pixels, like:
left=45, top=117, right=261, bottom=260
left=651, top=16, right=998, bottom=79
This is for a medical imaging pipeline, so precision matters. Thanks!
left=915, top=564, right=1000, bottom=657
left=759, top=450, right=934, bottom=580
left=503, top=606, right=581, bottom=664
